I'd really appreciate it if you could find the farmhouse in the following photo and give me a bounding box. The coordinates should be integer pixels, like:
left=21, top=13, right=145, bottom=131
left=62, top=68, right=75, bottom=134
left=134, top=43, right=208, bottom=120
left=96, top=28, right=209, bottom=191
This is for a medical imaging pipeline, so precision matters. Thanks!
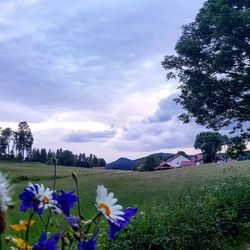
left=164, top=154, right=192, bottom=168
left=156, top=154, right=194, bottom=170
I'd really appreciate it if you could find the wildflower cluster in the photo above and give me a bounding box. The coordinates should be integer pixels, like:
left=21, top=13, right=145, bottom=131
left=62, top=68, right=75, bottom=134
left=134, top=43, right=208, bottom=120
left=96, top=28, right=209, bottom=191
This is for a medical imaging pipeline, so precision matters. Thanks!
left=0, top=158, right=137, bottom=249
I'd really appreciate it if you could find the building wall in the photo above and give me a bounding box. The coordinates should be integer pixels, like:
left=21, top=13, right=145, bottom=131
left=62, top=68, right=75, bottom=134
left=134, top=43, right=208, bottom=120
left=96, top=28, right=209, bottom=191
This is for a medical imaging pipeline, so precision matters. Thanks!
left=168, top=155, right=191, bottom=168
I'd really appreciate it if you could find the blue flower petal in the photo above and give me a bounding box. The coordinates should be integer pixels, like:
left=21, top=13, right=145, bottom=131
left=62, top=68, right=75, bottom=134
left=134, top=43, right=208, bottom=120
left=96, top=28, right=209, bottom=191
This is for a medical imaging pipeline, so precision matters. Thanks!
left=19, top=189, right=37, bottom=212
left=108, top=207, right=138, bottom=240
left=33, top=232, right=61, bottom=250
left=65, top=216, right=79, bottom=230
left=53, top=190, right=78, bottom=216
left=77, top=237, right=96, bottom=250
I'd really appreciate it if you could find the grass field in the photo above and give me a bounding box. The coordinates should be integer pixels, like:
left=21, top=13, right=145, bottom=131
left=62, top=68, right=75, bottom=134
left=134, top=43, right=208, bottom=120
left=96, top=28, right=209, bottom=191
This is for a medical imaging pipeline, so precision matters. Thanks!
left=1, top=160, right=250, bottom=249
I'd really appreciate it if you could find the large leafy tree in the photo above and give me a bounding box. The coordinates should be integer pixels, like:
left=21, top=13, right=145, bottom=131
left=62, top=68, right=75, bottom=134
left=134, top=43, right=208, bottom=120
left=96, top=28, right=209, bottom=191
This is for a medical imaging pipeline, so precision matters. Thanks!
left=227, top=136, right=247, bottom=159
left=16, top=122, right=34, bottom=160
left=59, top=150, right=75, bottom=166
left=0, top=127, right=13, bottom=158
left=162, top=0, right=250, bottom=136
left=1, top=128, right=13, bottom=157
left=194, top=132, right=224, bottom=163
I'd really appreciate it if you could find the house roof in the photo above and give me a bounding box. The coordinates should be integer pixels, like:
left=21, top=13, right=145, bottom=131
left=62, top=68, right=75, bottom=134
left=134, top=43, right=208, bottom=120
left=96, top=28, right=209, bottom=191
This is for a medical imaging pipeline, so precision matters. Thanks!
left=166, top=154, right=190, bottom=162
left=166, top=154, right=181, bottom=162
left=155, top=164, right=173, bottom=170
left=158, top=161, right=170, bottom=168
left=155, top=161, right=173, bottom=170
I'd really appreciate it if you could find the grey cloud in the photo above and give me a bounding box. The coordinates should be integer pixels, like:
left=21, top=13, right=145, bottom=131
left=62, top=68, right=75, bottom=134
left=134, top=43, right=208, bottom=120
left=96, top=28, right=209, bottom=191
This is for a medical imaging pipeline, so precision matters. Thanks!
left=0, top=0, right=208, bottom=159
left=0, top=0, right=204, bottom=120
left=147, top=94, right=182, bottom=123
left=63, top=129, right=117, bottom=143
left=112, top=93, right=204, bottom=152
left=114, top=118, right=204, bottom=152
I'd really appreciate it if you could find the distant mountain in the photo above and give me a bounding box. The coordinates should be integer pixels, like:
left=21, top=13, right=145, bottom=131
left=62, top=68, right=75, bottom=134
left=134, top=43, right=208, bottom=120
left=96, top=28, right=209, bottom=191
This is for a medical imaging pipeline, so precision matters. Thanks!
left=106, top=157, right=136, bottom=170
left=106, top=153, right=175, bottom=171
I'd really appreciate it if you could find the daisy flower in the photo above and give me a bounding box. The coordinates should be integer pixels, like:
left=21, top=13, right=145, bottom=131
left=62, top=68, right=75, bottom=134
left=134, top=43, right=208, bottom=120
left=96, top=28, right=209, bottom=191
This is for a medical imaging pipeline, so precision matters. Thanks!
left=96, top=185, right=137, bottom=240
left=19, top=183, right=61, bottom=215
left=0, top=172, right=12, bottom=233
left=0, top=172, right=12, bottom=212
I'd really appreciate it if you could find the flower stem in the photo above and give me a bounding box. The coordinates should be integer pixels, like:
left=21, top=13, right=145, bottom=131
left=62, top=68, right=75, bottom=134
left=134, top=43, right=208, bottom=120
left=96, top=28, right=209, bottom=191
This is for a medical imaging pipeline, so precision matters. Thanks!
left=85, top=212, right=102, bottom=235
left=0, top=233, right=2, bottom=250
left=39, top=215, right=46, bottom=227
left=25, top=210, right=36, bottom=249
left=52, top=154, right=57, bottom=191
left=72, top=173, right=83, bottom=220
left=45, top=210, right=52, bottom=236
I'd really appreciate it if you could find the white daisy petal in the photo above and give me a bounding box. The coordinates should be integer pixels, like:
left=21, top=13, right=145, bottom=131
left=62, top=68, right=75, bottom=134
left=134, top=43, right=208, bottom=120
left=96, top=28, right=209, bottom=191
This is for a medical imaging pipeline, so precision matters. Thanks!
left=0, top=172, right=12, bottom=212
left=96, top=185, right=125, bottom=224
left=26, top=183, right=61, bottom=213
left=110, top=209, right=125, bottom=216
left=111, top=204, right=123, bottom=211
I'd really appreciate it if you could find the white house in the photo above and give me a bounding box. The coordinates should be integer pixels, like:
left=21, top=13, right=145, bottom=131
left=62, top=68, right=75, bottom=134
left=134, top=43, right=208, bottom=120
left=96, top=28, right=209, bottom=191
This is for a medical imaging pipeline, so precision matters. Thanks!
left=166, top=154, right=192, bottom=168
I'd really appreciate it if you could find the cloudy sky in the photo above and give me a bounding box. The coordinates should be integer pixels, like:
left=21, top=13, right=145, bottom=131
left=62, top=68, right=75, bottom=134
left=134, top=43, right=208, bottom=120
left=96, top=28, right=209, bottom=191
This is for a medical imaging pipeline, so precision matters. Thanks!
left=0, top=0, right=207, bottom=162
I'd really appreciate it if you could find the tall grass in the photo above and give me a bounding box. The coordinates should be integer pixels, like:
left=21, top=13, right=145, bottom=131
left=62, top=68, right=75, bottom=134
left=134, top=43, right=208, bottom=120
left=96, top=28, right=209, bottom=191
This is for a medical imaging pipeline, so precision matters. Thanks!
left=102, top=167, right=250, bottom=249
left=1, top=161, right=250, bottom=249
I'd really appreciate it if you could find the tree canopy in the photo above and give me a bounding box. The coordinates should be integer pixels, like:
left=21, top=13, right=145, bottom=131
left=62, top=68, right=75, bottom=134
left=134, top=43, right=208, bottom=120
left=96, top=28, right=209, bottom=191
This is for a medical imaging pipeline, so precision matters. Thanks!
left=194, top=132, right=224, bottom=163
left=162, top=0, right=250, bottom=136
left=227, top=136, right=248, bottom=159
left=16, top=121, right=34, bottom=159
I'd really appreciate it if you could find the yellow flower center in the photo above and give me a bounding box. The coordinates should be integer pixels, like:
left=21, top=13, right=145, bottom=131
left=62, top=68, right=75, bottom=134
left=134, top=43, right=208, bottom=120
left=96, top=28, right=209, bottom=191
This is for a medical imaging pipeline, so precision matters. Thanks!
left=42, top=196, right=49, bottom=204
left=99, top=203, right=111, bottom=216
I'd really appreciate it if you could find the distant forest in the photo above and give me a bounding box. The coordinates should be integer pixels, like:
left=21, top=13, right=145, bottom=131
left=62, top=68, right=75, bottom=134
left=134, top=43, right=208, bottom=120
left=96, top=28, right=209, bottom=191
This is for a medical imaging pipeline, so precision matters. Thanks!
left=0, top=121, right=106, bottom=167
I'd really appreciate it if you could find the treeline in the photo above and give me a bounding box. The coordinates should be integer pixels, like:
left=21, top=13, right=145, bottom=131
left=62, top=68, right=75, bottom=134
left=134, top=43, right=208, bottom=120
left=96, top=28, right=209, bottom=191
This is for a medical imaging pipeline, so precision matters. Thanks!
left=0, top=122, right=106, bottom=167
left=31, top=148, right=106, bottom=167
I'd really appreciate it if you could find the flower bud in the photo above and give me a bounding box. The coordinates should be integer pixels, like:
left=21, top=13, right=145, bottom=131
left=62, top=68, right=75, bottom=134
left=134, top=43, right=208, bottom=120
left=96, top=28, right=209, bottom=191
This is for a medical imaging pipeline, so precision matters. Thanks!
left=5, top=236, right=10, bottom=243
left=72, top=172, right=78, bottom=183
left=52, top=154, right=57, bottom=167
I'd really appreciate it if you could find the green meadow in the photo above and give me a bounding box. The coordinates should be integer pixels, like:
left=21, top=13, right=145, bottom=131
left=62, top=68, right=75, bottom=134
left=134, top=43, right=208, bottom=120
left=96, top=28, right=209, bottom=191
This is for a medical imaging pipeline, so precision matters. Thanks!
left=1, top=161, right=250, bottom=249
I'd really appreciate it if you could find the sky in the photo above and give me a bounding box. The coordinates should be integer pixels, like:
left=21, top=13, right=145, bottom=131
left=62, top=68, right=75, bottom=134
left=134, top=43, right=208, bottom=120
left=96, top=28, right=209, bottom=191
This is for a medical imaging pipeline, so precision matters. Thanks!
left=0, top=0, right=208, bottom=162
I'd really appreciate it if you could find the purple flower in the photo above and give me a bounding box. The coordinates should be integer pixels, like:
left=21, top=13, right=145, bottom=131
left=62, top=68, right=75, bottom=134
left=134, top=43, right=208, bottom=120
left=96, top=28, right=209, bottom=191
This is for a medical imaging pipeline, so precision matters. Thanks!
left=65, top=216, right=79, bottom=231
left=19, top=187, right=40, bottom=214
left=53, top=190, right=78, bottom=216
left=33, top=232, right=61, bottom=250
left=108, top=208, right=138, bottom=240
left=77, top=234, right=96, bottom=250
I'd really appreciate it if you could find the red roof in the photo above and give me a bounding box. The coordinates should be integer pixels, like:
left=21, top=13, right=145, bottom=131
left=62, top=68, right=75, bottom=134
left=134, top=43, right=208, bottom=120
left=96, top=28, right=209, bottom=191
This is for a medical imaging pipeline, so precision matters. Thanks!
left=155, top=161, right=173, bottom=170
left=180, top=161, right=195, bottom=167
